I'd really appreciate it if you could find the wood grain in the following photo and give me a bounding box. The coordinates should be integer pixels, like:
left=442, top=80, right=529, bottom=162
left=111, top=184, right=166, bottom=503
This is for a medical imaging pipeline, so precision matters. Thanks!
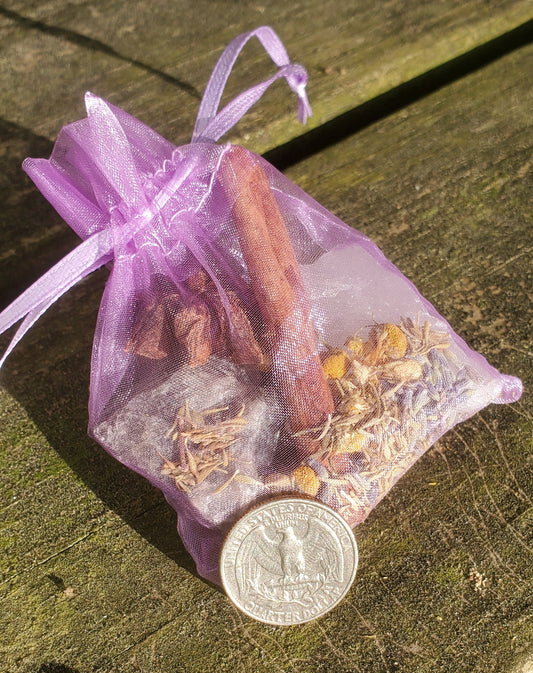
left=0, top=1, right=531, bottom=151
left=1, top=1, right=531, bottom=304
left=0, top=5, right=531, bottom=672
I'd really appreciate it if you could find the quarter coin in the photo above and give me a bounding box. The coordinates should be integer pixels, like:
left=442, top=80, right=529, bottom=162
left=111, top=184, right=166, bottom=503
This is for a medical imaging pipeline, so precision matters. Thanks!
left=220, top=498, right=358, bottom=625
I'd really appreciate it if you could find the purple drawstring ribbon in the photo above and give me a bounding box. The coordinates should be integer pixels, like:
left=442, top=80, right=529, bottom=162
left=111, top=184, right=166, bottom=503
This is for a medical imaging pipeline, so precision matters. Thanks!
left=192, top=26, right=311, bottom=142
left=0, top=26, right=311, bottom=367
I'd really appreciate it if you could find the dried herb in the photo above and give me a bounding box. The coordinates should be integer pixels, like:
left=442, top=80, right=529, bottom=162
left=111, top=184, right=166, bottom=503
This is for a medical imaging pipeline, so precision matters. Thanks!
left=121, top=156, right=474, bottom=528
left=161, top=402, right=247, bottom=492
left=127, top=269, right=266, bottom=368
left=125, top=297, right=173, bottom=360
left=260, top=317, right=476, bottom=526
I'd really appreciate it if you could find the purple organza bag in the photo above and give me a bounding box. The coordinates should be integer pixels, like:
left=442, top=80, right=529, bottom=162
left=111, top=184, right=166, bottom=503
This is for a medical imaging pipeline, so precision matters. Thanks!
left=0, top=27, right=522, bottom=586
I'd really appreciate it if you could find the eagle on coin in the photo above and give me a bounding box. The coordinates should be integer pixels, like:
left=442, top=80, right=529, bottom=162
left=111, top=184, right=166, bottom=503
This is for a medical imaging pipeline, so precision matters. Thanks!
left=235, top=517, right=344, bottom=601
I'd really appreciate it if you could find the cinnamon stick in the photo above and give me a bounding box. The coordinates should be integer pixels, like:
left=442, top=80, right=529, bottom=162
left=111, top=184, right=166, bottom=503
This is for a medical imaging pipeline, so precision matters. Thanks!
left=220, top=146, right=334, bottom=444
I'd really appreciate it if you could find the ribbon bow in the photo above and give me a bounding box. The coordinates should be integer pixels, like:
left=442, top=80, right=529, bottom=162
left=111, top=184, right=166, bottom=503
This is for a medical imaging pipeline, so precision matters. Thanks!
left=0, top=26, right=311, bottom=367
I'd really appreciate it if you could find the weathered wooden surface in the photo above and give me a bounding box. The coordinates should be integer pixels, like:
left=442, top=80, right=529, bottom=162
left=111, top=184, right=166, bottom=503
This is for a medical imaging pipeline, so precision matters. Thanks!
left=0, top=2, right=532, bottom=672
left=1, top=0, right=531, bottom=149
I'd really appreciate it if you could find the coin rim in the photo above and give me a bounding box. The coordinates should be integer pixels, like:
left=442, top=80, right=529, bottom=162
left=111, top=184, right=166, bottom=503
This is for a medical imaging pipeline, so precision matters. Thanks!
left=220, top=496, right=358, bottom=625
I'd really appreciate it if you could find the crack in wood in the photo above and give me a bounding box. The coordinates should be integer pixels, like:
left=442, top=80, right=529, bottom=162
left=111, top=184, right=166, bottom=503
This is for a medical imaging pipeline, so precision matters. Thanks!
left=264, top=19, right=533, bottom=169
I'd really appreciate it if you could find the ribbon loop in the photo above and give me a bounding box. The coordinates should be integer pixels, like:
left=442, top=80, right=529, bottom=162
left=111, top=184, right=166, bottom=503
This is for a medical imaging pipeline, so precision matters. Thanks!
left=192, top=26, right=311, bottom=143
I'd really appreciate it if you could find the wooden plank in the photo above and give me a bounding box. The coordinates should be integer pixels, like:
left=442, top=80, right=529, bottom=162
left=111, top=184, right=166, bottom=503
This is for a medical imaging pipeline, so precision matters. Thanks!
left=1, top=38, right=531, bottom=673
left=0, top=0, right=531, bottom=152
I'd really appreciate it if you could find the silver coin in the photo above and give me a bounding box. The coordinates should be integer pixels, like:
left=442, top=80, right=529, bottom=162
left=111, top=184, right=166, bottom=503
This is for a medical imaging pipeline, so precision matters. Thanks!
left=220, top=498, right=358, bottom=625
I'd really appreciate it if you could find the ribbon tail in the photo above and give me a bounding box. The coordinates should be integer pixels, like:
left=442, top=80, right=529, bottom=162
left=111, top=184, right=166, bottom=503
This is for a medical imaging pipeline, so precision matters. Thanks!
left=0, top=229, right=113, bottom=368
left=0, top=298, right=57, bottom=369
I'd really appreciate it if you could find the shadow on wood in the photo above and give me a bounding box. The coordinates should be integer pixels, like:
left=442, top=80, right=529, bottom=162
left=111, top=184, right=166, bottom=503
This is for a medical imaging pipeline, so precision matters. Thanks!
left=1, top=276, right=200, bottom=581
left=0, top=5, right=200, bottom=100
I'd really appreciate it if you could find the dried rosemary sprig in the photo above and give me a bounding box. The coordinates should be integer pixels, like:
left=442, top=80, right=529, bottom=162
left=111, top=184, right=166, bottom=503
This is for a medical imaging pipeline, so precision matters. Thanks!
left=161, top=402, right=247, bottom=492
